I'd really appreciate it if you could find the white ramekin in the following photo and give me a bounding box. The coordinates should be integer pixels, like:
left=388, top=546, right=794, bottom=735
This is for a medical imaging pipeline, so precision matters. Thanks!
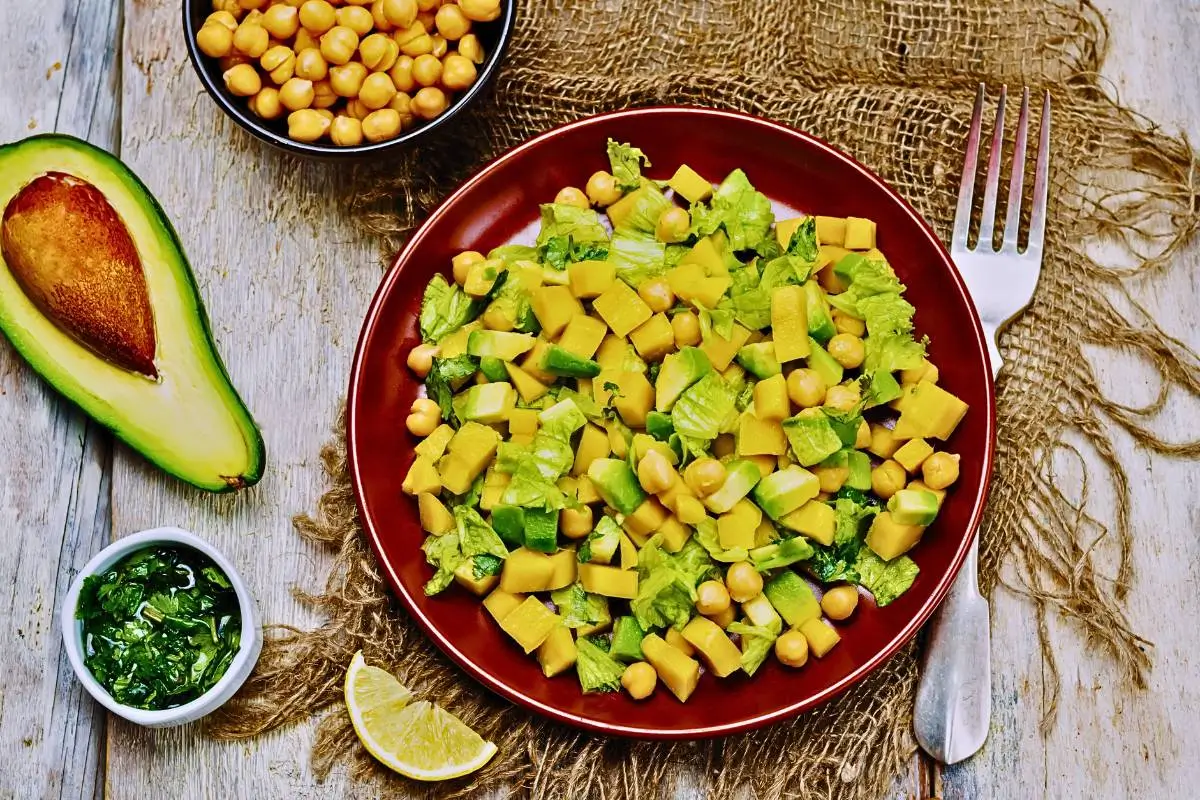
left=60, top=526, right=263, bottom=728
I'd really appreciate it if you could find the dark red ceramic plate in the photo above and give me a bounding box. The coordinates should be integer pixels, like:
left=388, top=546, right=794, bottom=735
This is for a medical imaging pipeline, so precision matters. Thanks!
left=348, top=107, right=995, bottom=739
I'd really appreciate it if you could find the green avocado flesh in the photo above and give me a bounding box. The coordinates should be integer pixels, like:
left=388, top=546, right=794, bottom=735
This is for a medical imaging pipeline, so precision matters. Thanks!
left=0, top=135, right=264, bottom=491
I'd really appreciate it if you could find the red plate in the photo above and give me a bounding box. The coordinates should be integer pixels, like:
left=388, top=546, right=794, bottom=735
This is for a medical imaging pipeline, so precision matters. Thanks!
left=348, top=108, right=995, bottom=739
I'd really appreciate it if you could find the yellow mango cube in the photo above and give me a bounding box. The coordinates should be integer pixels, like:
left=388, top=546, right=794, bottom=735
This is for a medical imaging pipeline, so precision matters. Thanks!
left=893, top=380, right=969, bottom=441
left=531, top=286, right=583, bottom=339
left=593, top=280, right=653, bottom=337
left=681, top=616, right=743, bottom=678
left=659, top=516, right=693, bottom=553
left=718, top=498, right=761, bottom=550
left=868, top=423, right=900, bottom=459
left=572, top=423, right=611, bottom=477
left=774, top=216, right=808, bottom=250
left=568, top=260, right=616, bottom=298
left=402, top=456, right=442, bottom=496
left=798, top=617, right=841, bottom=658
left=700, top=323, right=752, bottom=371
left=815, top=216, right=846, bottom=247
left=668, top=164, right=713, bottom=204
left=483, top=588, right=525, bottom=623
left=865, top=511, right=925, bottom=560
left=843, top=217, right=876, bottom=250
left=595, top=369, right=655, bottom=427
left=641, top=633, right=701, bottom=702
left=520, top=339, right=557, bottom=384
left=737, top=412, right=787, bottom=456
left=499, top=547, right=556, bottom=593
left=414, top=423, right=455, bottom=460
left=893, top=438, right=935, bottom=473
left=623, top=498, right=671, bottom=538
left=558, top=314, right=609, bottom=358
left=508, top=408, right=540, bottom=438
left=498, top=596, right=562, bottom=653
left=779, top=499, right=836, bottom=545
left=666, top=262, right=704, bottom=298
left=595, top=333, right=632, bottom=371
left=576, top=475, right=601, bottom=504
left=620, top=533, right=640, bottom=569
left=578, top=563, right=639, bottom=599
left=504, top=362, right=550, bottom=403
left=546, top=548, right=578, bottom=591
left=629, top=313, right=675, bottom=361
left=453, top=559, right=499, bottom=596
left=537, top=625, right=577, bottom=677
left=417, top=492, right=454, bottom=534
left=438, top=320, right=481, bottom=359
left=679, top=236, right=726, bottom=276
left=692, top=276, right=732, bottom=309
left=753, top=374, right=790, bottom=422
left=770, top=285, right=810, bottom=362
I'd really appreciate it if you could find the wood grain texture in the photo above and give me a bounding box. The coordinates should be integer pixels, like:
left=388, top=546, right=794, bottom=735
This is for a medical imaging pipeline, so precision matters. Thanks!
left=0, top=0, right=121, bottom=798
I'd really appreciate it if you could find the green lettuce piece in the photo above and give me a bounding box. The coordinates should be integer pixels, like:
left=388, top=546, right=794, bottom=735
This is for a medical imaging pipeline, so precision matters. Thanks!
left=865, top=333, right=926, bottom=374
left=471, top=554, right=504, bottom=579
left=782, top=412, right=843, bottom=466
left=727, top=620, right=780, bottom=676
left=539, top=398, right=588, bottom=441
left=418, top=274, right=482, bottom=343
left=540, top=236, right=610, bottom=271
left=421, top=533, right=464, bottom=595
left=784, top=216, right=820, bottom=263
left=822, top=408, right=865, bottom=448
left=808, top=498, right=877, bottom=583
left=613, top=182, right=672, bottom=236
left=632, top=537, right=717, bottom=630
left=607, top=230, right=667, bottom=286
left=672, top=372, right=737, bottom=441
left=484, top=272, right=539, bottom=333
left=688, top=169, right=775, bottom=252
left=607, top=139, right=651, bottom=192
left=551, top=582, right=611, bottom=628
left=454, top=506, right=509, bottom=560
left=854, top=549, right=920, bottom=606
left=698, top=303, right=736, bottom=341
left=576, top=636, right=626, bottom=693
left=826, top=256, right=904, bottom=318
left=425, top=355, right=478, bottom=426
left=693, top=518, right=749, bottom=563
left=501, top=471, right=567, bottom=510
left=857, top=292, right=916, bottom=335
left=487, top=244, right=539, bottom=266
left=536, top=203, right=609, bottom=248
left=550, top=386, right=604, bottom=420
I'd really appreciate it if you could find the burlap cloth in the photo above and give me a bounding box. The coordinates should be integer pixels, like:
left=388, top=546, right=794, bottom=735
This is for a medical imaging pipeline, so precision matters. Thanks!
left=210, top=1, right=1200, bottom=797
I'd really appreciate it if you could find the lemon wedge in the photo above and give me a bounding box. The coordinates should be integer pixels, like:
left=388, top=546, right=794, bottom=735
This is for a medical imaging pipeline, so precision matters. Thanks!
left=344, top=651, right=497, bottom=781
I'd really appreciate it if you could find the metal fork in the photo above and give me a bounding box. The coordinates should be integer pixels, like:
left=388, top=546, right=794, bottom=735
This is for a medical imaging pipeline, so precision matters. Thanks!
left=913, top=84, right=1050, bottom=765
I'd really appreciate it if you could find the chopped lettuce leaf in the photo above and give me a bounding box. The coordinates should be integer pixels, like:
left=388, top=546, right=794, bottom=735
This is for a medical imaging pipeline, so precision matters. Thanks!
left=672, top=372, right=737, bottom=442
left=688, top=169, right=775, bottom=252
left=540, top=236, right=611, bottom=271
left=854, top=549, right=919, bottom=606
left=471, top=554, right=504, bottom=579
left=864, top=332, right=926, bottom=374
left=856, top=292, right=916, bottom=335
left=822, top=408, right=865, bottom=448
left=613, top=182, right=673, bottom=236
left=487, top=244, right=540, bottom=266
left=632, top=537, right=717, bottom=630
left=826, top=256, right=904, bottom=318
left=607, top=230, right=667, bottom=285
left=550, top=386, right=604, bottom=420
left=809, top=498, right=878, bottom=583
left=419, top=274, right=482, bottom=343
left=698, top=304, right=736, bottom=341
left=454, top=506, right=509, bottom=560
left=576, top=636, right=626, bottom=693
left=501, top=467, right=568, bottom=510
left=421, top=532, right=464, bottom=595
left=485, top=270, right=539, bottom=333
left=694, top=518, right=749, bottom=563
left=425, top=355, right=478, bottom=427
left=784, top=216, right=820, bottom=264
left=607, top=139, right=651, bottom=192
left=727, top=620, right=780, bottom=676
left=551, top=582, right=611, bottom=628
left=535, top=203, right=609, bottom=249
left=782, top=412, right=843, bottom=466
left=539, top=398, right=588, bottom=440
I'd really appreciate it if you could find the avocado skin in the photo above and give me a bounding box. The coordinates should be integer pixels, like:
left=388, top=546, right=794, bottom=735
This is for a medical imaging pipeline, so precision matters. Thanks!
left=0, top=134, right=265, bottom=492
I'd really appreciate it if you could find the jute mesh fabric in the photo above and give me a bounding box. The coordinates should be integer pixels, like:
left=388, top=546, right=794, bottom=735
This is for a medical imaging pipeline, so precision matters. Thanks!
left=209, top=1, right=1200, bottom=797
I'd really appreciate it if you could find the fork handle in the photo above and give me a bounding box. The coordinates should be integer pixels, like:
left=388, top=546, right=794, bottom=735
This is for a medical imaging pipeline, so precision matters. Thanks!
left=982, top=322, right=1003, bottom=379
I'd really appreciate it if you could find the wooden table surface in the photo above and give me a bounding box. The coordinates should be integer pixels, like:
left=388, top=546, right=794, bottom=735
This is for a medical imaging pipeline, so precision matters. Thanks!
left=1, top=1, right=1196, bottom=798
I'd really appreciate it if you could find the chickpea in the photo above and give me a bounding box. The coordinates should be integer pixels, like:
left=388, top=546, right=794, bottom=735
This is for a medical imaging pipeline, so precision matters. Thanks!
left=405, top=398, right=441, bottom=437
left=311, top=78, right=338, bottom=108
left=854, top=420, right=871, bottom=449
left=416, top=0, right=438, bottom=11
left=344, top=98, right=371, bottom=119
left=585, top=171, right=622, bottom=207
left=335, top=5, right=374, bottom=35
left=706, top=605, right=736, bottom=629
left=395, top=21, right=433, bottom=57
left=382, top=0, right=417, bottom=27
left=287, top=108, right=330, bottom=142
left=298, top=0, right=336, bottom=33
left=205, top=10, right=239, bottom=30
left=359, top=72, right=398, bottom=109
left=684, top=457, right=726, bottom=496
left=238, top=0, right=267, bottom=9
left=429, top=34, right=448, bottom=58
left=451, top=251, right=484, bottom=285
left=232, top=21, right=269, bottom=57
left=725, top=561, right=763, bottom=604
left=260, top=45, right=296, bottom=84
left=223, top=62, right=262, bottom=96
left=261, top=3, right=300, bottom=38
left=314, top=108, right=335, bottom=123
left=827, top=333, right=866, bottom=370
left=329, top=61, right=368, bottom=96
left=218, top=53, right=252, bottom=72
left=832, top=309, right=866, bottom=337
left=389, top=55, right=416, bottom=92
left=278, top=77, right=315, bottom=110
left=871, top=459, right=907, bottom=499
left=637, top=449, right=673, bottom=494
left=411, top=398, right=439, bottom=416
left=320, top=25, right=359, bottom=65
left=369, top=0, right=395, bottom=31
left=294, top=47, right=328, bottom=80
left=786, top=368, right=826, bottom=409
left=656, top=207, right=690, bottom=244
left=411, top=53, right=443, bottom=86
left=665, top=627, right=695, bottom=656
left=362, top=108, right=403, bottom=141
left=824, top=382, right=861, bottom=411
left=672, top=311, right=701, bottom=347
left=293, top=28, right=319, bottom=51
left=814, top=464, right=848, bottom=493
left=196, top=22, right=235, bottom=58
left=921, top=452, right=960, bottom=490
left=434, top=3, right=470, bottom=39
left=406, top=342, right=439, bottom=376
left=712, top=434, right=735, bottom=458
left=211, top=0, right=244, bottom=17
left=457, top=33, right=484, bottom=64
left=440, top=52, right=477, bottom=90
left=554, top=186, right=589, bottom=209
left=247, top=86, right=283, bottom=119
left=621, top=662, right=657, bottom=700
left=821, top=585, right=859, bottom=621
left=638, top=278, right=674, bottom=314
left=775, top=630, right=809, bottom=668
left=359, top=32, right=399, bottom=71
left=411, top=86, right=448, bottom=119
left=674, top=494, right=707, bottom=525
left=559, top=505, right=593, bottom=539
left=695, top=580, right=732, bottom=616
left=416, top=9, right=437, bottom=31
left=459, top=0, right=500, bottom=22
left=325, top=115, right=361, bottom=146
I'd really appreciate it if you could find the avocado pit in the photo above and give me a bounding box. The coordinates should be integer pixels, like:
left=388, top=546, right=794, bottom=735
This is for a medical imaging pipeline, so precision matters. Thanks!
left=1, top=172, right=158, bottom=377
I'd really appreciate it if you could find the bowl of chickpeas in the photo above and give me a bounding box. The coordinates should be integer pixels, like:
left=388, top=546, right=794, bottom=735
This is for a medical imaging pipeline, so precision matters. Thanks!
left=183, top=0, right=514, bottom=155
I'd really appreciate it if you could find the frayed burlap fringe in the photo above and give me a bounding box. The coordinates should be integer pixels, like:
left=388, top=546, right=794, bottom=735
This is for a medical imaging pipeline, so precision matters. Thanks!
left=209, top=0, right=1200, bottom=796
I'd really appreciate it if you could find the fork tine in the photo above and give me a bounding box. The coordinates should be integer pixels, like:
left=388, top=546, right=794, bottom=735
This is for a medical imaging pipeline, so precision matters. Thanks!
left=1026, top=91, right=1051, bottom=257
left=951, top=84, right=986, bottom=250
left=975, top=85, right=1007, bottom=250
left=1001, top=88, right=1030, bottom=252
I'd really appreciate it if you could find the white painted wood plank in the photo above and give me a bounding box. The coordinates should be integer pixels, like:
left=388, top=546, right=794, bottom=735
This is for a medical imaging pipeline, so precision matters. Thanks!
left=0, top=0, right=122, bottom=798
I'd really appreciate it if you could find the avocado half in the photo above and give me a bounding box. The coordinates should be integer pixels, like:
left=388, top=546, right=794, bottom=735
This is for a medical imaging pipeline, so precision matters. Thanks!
left=0, top=134, right=264, bottom=491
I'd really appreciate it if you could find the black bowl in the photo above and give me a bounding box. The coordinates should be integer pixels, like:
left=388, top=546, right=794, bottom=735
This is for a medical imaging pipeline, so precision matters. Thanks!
left=182, top=1, right=515, bottom=158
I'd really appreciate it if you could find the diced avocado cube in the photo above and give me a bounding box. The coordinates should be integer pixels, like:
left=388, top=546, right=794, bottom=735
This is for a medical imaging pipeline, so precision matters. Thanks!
left=568, top=260, right=616, bottom=299
left=500, top=548, right=556, bottom=593
left=798, top=617, right=840, bottom=658
left=893, top=380, right=969, bottom=441
left=888, top=488, right=941, bottom=526
left=782, top=409, right=843, bottom=467
left=778, top=499, right=835, bottom=545
left=467, top=330, right=536, bottom=361
left=593, top=280, right=653, bottom=337
left=641, top=633, right=701, bottom=702
left=523, top=508, right=559, bottom=553
left=542, top=345, right=601, bottom=378
left=645, top=411, right=674, bottom=441
left=609, top=616, right=646, bottom=662
left=843, top=216, right=876, bottom=250
left=478, top=356, right=509, bottom=382
left=844, top=450, right=872, bottom=490
left=865, top=511, right=925, bottom=560
left=699, top=322, right=751, bottom=371
left=893, top=437, right=935, bottom=473
left=764, top=570, right=821, bottom=626
left=668, top=164, right=713, bottom=204
left=805, top=337, right=844, bottom=388
left=804, top=281, right=836, bottom=344
left=587, top=459, right=646, bottom=515
left=833, top=251, right=868, bottom=280
left=459, top=381, right=516, bottom=424
left=753, top=466, right=820, bottom=519
left=536, top=624, right=577, bottom=677
left=578, top=563, right=639, bottom=599
left=741, top=593, right=783, bottom=630
left=750, top=535, right=815, bottom=571
left=815, top=216, right=846, bottom=247
left=737, top=412, right=787, bottom=457
left=736, top=341, right=781, bottom=379
left=655, top=347, right=712, bottom=412
left=531, top=285, right=584, bottom=338
left=866, top=369, right=903, bottom=408
left=572, top=423, right=610, bottom=477
left=629, top=313, right=674, bottom=362
left=770, top=285, right=810, bottom=363
left=402, top=456, right=442, bottom=496
left=583, top=515, right=622, bottom=564
left=702, top=459, right=763, bottom=514
left=557, top=314, right=608, bottom=358
left=498, top=595, right=562, bottom=653
left=681, top=616, right=742, bottom=678
left=490, top=505, right=526, bottom=548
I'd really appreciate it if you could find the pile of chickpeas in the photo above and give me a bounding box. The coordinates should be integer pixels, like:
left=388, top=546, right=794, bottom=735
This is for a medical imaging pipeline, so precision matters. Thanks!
left=194, top=0, right=501, bottom=146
